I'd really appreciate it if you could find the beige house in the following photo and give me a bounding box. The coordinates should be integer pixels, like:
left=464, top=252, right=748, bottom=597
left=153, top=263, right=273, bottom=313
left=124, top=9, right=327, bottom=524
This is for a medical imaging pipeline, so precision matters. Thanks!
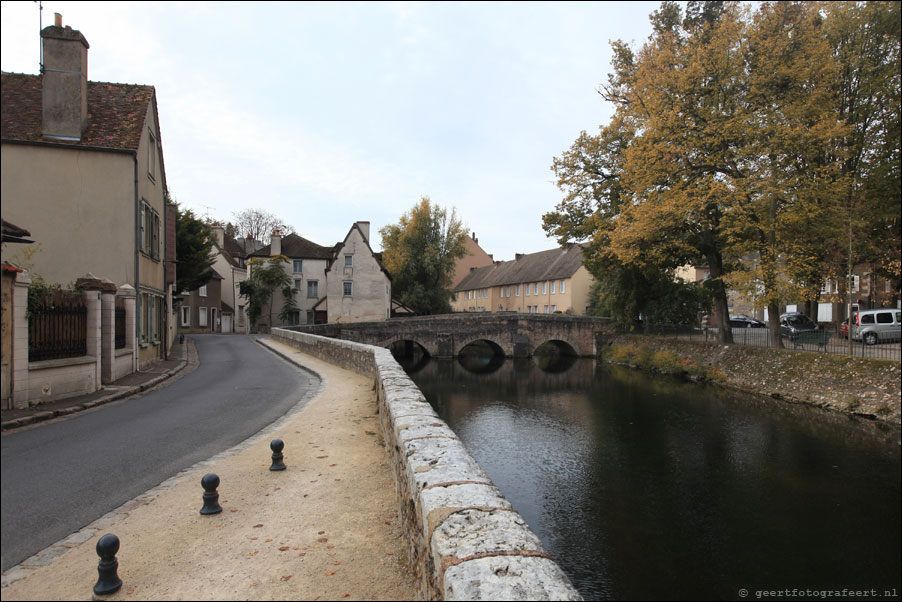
left=210, top=228, right=262, bottom=333
left=1, top=18, right=172, bottom=368
left=451, top=233, right=494, bottom=288
left=452, top=244, right=595, bottom=315
left=325, top=222, right=392, bottom=323
left=248, top=231, right=334, bottom=329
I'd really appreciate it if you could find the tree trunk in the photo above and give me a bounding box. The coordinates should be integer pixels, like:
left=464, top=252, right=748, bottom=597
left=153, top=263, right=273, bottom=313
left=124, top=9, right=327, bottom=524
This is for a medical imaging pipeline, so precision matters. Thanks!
left=706, top=250, right=734, bottom=345
left=768, top=299, right=784, bottom=348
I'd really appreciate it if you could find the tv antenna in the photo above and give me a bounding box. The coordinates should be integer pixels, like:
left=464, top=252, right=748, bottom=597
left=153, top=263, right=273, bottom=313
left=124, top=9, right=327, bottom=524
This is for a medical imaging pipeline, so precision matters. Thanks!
left=37, top=1, right=43, bottom=73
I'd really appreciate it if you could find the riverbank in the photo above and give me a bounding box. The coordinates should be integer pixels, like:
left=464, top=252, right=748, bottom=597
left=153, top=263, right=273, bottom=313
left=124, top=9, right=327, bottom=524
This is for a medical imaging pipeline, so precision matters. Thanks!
left=604, top=335, right=902, bottom=427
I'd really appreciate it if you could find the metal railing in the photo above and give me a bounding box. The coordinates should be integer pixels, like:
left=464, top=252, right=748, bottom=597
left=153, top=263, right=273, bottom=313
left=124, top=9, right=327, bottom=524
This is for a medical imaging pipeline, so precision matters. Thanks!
left=28, top=293, right=87, bottom=362
left=625, top=324, right=901, bottom=362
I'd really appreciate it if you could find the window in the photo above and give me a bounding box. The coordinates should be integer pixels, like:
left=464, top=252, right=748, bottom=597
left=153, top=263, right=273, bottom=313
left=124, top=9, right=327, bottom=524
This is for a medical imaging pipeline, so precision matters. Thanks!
left=293, top=260, right=303, bottom=273
left=181, top=306, right=190, bottom=327
left=515, top=285, right=520, bottom=297
left=544, top=305, right=549, bottom=313
left=551, top=281, right=556, bottom=294
left=147, top=130, right=156, bottom=181
left=307, top=280, right=318, bottom=298
left=508, top=286, right=513, bottom=297
left=560, top=280, right=566, bottom=293
left=199, top=285, right=207, bottom=297
left=140, top=201, right=161, bottom=260
left=526, top=284, right=531, bottom=296
left=343, top=281, right=353, bottom=296
left=876, top=312, right=894, bottom=324
left=852, top=275, right=860, bottom=292
left=534, top=283, right=539, bottom=295
left=344, top=255, right=353, bottom=267
left=140, top=293, right=148, bottom=343
left=294, top=279, right=302, bottom=291
left=543, top=282, right=548, bottom=295
left=551, top=305, right=557, bottom=312
left=199, top=307, right=208, bottom=327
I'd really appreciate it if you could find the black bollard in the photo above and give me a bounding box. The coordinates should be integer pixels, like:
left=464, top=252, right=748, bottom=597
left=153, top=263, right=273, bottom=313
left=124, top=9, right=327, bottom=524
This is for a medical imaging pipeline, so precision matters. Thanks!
left=270, top=439, right=286, bottom=471
left=93, top=533, right=123, bottom=596
left=200, top=473, right=223, bottom=515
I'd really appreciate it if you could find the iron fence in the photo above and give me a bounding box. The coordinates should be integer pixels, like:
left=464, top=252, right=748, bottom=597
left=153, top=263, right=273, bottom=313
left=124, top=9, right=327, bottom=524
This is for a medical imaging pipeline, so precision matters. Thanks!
left=114, top=297, right=126, bottom=349
left=625, top=323, right=901, bottom=362
left=28, top=291, right=87, bottom=362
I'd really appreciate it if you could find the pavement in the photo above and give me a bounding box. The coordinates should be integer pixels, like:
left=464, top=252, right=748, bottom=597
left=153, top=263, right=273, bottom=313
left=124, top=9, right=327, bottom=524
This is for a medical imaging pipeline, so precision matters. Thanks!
left=1, top=339, right=191, bottom=432
left=0, top=337, right=418, bottom=600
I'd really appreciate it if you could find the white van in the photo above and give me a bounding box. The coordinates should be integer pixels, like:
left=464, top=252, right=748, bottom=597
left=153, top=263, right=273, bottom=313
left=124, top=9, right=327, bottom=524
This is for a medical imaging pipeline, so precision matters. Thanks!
left=853, top=309, right=902, bottom=345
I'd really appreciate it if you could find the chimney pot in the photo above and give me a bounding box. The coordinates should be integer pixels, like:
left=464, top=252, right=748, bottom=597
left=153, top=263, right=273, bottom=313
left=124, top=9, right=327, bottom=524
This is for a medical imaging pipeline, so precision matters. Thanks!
left=54, top=13, right=62, bottom=26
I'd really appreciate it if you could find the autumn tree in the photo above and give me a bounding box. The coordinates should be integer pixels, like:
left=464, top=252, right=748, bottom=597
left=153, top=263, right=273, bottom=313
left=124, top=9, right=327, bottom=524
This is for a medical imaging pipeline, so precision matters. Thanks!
left=379, top=198, right=468, bottom=315
left=546, top=1, right=898, bottom=344
left=822, top=1, right=901, bottom=309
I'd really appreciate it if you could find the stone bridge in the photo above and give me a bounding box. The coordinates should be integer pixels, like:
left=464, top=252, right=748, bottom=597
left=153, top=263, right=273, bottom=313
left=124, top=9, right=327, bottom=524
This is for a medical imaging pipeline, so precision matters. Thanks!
left=286, top=313, right=614, bottom=358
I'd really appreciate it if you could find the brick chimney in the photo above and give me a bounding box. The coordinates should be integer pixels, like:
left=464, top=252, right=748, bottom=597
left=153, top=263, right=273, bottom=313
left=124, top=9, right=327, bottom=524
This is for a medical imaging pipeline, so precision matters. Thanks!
left=41, top=14, right=90, bottom=141
left=270, top=229, right=282, bottom=256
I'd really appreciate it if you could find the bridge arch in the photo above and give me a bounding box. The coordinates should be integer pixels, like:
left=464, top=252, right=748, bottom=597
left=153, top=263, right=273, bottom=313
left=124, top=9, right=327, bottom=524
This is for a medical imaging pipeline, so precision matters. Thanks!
left=534, top=338, right=580, bottom=357
left=456, top=337, right=508, bottom=358
left=387, top=339, right=431, bottom=372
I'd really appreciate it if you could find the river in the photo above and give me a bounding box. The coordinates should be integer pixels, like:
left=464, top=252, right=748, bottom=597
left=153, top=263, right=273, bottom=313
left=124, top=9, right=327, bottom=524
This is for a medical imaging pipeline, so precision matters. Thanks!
left=401, top=351, right=901, bottom=601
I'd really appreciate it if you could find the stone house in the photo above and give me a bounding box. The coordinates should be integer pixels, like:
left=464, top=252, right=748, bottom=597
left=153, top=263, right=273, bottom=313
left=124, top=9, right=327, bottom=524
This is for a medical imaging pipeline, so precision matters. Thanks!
left=325, top=222, right=392, bottom=323
left=177, top=272, right=223, bottom=334
left=452, top=244, right=595, bottom=315
left=1, top=17, right=173, bottom=369
left=177, top=227, right=262, bottom=334
left=247, top=231, right=335, bottom=330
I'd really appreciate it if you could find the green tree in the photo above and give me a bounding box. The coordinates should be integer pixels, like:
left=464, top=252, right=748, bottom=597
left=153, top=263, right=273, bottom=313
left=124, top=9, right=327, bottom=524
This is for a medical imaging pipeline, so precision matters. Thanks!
left=175, top=205, right=216, bottom=294
left=379, top=197, right=469, bottom=315
left=239, top=255, right=293, bottom=332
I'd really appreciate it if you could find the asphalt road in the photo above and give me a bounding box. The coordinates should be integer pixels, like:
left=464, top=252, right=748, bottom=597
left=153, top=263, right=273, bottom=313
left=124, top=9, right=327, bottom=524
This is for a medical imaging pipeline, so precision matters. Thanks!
left=0, top=335, right=319, bottom=573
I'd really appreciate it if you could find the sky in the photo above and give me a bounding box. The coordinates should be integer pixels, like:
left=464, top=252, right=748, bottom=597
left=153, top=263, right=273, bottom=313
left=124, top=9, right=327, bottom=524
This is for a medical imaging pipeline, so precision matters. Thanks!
left=1, top=1, right=663, bottom=260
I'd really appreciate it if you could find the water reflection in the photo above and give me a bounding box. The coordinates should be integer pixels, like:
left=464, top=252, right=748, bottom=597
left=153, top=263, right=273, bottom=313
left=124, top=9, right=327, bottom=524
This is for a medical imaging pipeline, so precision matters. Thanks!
left=407, top=357, right=902, bottom=601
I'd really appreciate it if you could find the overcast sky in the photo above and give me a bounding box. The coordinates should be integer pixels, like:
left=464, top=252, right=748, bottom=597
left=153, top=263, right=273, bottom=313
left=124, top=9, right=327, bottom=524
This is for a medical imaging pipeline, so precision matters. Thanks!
left=1, top=1, right=662, bottom=259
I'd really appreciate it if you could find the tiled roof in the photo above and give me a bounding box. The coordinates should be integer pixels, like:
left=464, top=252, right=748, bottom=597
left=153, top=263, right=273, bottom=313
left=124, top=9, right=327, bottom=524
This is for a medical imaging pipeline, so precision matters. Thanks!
left=454, top=244, right=587, bottom=291
left=1, top=71, right=154, bottom=150
left=250, top=233, right=334, bottom=260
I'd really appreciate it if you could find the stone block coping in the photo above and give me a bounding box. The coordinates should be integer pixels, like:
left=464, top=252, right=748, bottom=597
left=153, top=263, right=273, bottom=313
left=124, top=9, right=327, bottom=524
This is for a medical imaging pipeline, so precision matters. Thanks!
left=271, top=328, right=582, bottom=601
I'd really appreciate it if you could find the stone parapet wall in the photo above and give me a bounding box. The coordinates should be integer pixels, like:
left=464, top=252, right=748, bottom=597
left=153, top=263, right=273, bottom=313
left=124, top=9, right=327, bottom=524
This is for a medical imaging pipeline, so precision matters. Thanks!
left=271, top=328, right=582, bottom=601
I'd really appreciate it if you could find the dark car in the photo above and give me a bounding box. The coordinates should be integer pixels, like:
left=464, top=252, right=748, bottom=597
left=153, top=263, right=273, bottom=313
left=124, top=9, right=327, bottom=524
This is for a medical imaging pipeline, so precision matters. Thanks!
left=729, top=315, right=766, bottom=328
left=779, top=312, right=819, bottom=340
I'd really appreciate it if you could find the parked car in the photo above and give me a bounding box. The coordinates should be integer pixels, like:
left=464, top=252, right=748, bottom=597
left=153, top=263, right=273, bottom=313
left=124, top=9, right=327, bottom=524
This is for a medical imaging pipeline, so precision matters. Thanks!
left=853, top=309, right=902, bottom=345
left=779, top=312, right=820, bottom=341
left=729, top=315, right=766, bottom=328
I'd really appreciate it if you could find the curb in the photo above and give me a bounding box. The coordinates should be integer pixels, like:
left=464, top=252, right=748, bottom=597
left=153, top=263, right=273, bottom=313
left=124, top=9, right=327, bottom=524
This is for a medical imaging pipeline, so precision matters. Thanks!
left=1, top=356, right=189, bottom=432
